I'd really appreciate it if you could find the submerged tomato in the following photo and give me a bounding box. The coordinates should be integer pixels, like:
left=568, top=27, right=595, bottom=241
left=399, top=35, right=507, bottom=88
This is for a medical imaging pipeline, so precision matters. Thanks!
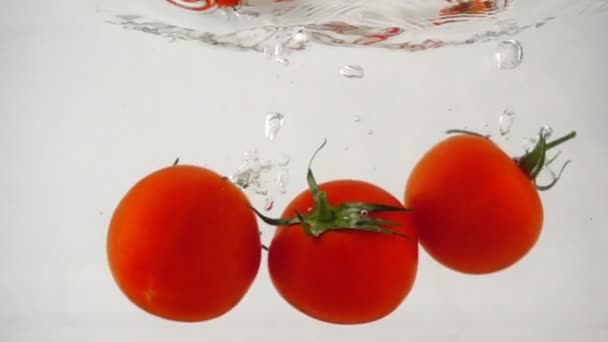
left=107, top=165, right=261, bottom=322
left=405, top=131, right=575, bottom=274
left=166, top=0, right=240, bottom=11
left=267, top=179, right=418, bottom=324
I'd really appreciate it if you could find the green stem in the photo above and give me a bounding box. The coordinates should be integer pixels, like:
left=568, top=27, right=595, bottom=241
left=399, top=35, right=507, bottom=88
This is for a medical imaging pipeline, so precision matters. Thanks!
left=546, top=131, right=577, bottom=150
left=251, top=139, right=410, bottom=239
left=517, top=129, right=576, bottom=190
left=316, top=192, right=334, bottom=221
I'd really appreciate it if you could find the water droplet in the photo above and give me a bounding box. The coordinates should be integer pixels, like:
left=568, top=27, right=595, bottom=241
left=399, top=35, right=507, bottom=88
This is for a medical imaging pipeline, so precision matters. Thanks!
left=496, top=40, right=523, bottom=70
left=540, top=125, right=553, bottom=139
left=353, top=116, right=361, bottom=123
left=367, top=129, right=374, bottom=135
left=360, top=210, right=369, bottom=216
left=339, top=65, right=365, bottom=78
left=264, top=198, right=274, bottom=211
left=278, top=155, right=291, bottom=167
left=499, top=108, right=515, bottom=135
left=265, top=112, right=285, bottom=141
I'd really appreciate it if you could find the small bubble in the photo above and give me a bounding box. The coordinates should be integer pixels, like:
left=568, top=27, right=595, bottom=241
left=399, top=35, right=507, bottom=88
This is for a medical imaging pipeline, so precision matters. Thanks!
left=276, top=56, right=289, bottom=66
left=278, top=169, right=289, bottom=193
left=499, top=108, right=515, bottom=135
left=245, top=148, right=260, bottom=161
left=353, top=116, right=361, bottom=123
left=292, top=29, right=308, bottom=44
left=278, top=155, right=291, bottom=167
left=117, top=14, right=140, bottom=21
left=360, top=210, right=369, bottom=216
left=255, top=188, right=268, bottom=196
left=264, top=198, right=274, bottom=211
left=231, top=169, right=256, bottom=189
left=340, top=65, right=365, bottom=78
left=367, top=129, right=374, bottom=135
left=496, top=40, right=523, bottom=70
left=265, top=112, right=285, bottom=141
left=540, top=125, right=553, bottom=139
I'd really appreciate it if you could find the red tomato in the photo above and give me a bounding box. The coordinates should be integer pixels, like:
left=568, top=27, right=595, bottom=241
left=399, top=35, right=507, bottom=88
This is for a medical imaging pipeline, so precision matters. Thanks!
left=268, top=180, right=418, bottom=324
left=107, top=165, right=261, bottom=322
left=404, top=131, right=574, bottom=274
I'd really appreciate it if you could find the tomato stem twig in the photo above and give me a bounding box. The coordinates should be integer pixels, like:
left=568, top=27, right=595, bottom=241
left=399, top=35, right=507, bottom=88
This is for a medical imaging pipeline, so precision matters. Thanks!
left=517, top=129, right=576, bottom=191
left=545, top=131, right=577, bottom=150
left=250, top=139, right=410, bottom=240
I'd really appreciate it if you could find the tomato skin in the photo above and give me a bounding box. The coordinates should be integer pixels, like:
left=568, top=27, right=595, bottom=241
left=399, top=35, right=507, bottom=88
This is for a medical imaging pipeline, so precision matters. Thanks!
left=107, top=165, right=261, bottom=322
left=405, top=134, right=543, bottom=274
left=268, top=180, right=418, bottom=324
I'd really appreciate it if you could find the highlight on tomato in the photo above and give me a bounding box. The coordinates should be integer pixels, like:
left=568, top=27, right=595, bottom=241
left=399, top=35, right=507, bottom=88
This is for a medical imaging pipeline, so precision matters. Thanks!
left=405, top=128, right=576, bottom=274
left=107, top=163, right=262, bottom=322
left=254, top=140, right=419, bottom=324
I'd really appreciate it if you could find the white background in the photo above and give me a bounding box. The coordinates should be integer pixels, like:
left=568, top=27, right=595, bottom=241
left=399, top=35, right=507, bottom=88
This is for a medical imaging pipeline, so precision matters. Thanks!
left=1, top=1, right=607, bottom=341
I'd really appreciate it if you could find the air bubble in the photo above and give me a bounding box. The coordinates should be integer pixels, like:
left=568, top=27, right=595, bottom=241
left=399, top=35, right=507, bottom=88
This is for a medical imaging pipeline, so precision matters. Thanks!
left=496, top=40, right=523, bottom=70
left=340, top=65, right=365, bottom=78
left=499, top=108, right=515, bottom=135
left=265, top=112, right=285, bottom=141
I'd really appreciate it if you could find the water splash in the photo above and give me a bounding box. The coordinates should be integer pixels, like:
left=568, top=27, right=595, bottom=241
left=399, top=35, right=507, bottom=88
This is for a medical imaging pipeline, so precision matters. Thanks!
left=231, top=148, right=292, bottom=203
left=104, top=0, right=608, bottom=54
